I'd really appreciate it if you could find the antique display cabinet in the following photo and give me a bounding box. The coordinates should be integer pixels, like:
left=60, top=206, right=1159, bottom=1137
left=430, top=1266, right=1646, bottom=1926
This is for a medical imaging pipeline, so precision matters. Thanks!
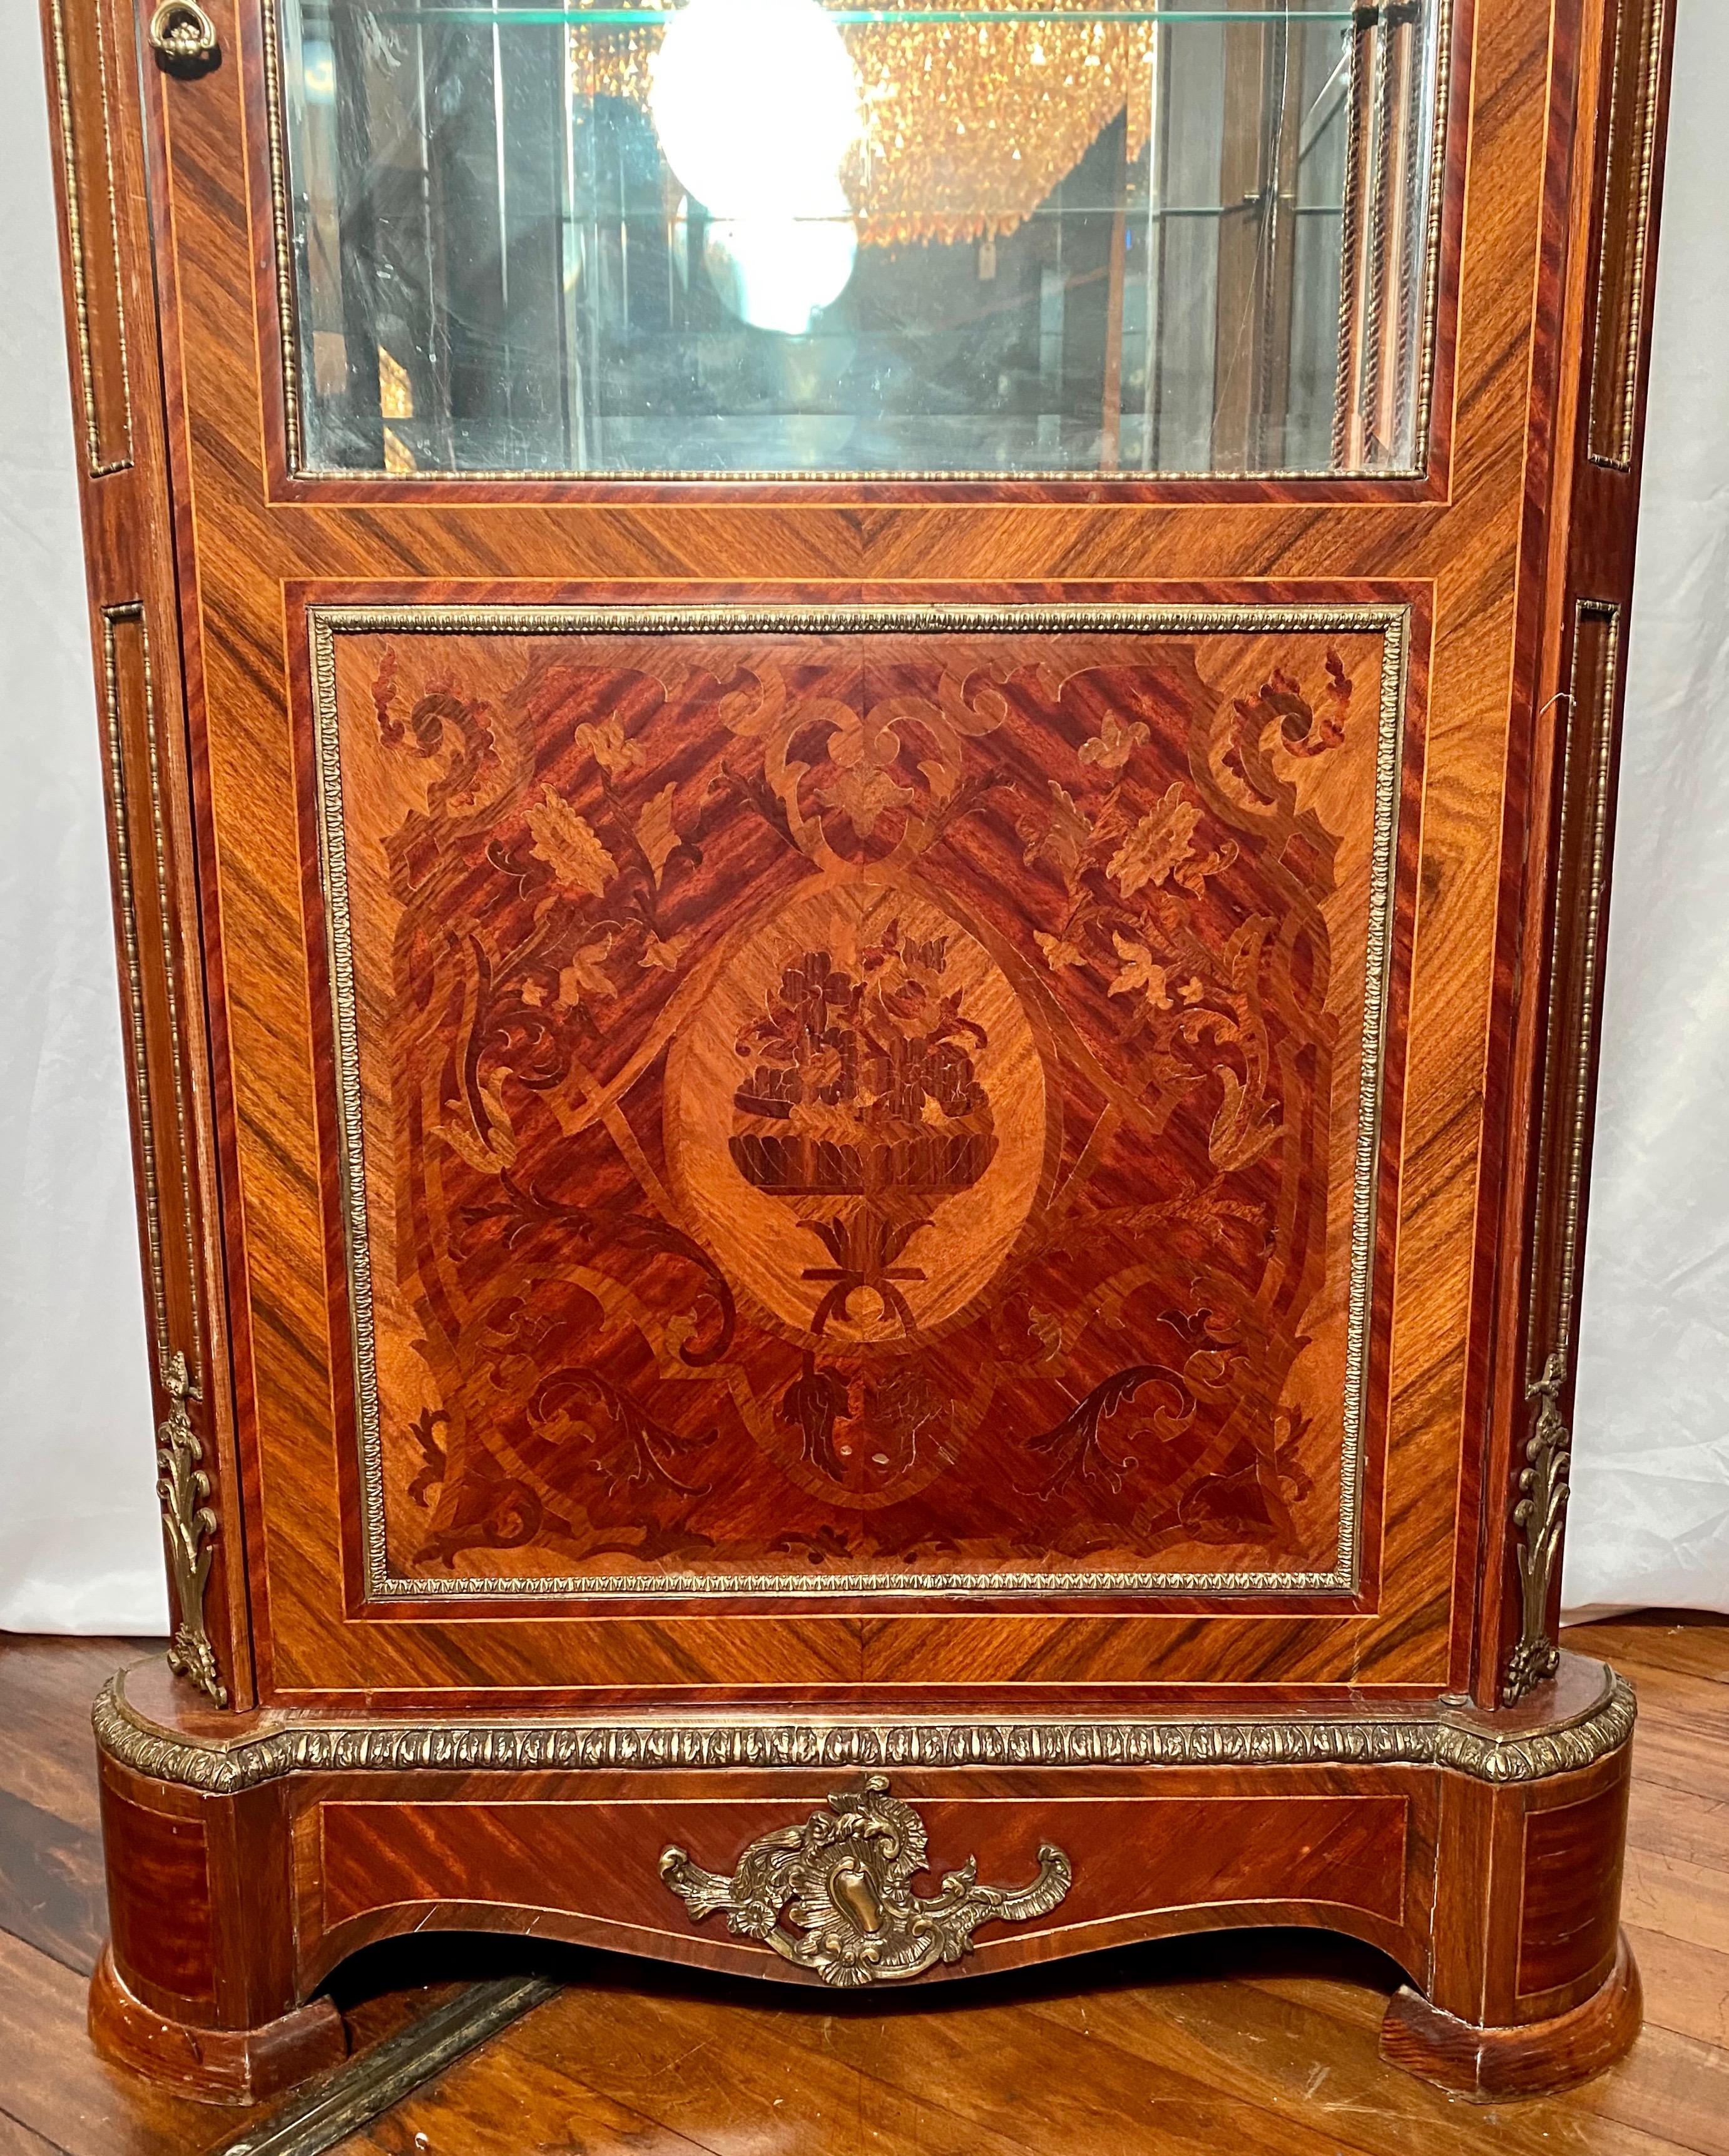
left=40, top=0, right=1673, bottom=2106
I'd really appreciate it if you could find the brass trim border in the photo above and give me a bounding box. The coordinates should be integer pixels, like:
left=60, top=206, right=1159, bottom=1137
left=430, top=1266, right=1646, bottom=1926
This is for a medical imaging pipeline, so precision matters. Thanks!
left=1505, top=598, right=1622, bottom=1706
left=260, top=0, right=302, bottom=473
left=93, top=1665, right=1636, bottom=1795
left=1586, top=0, right=1666, bottom=473
left=46, top=0, right=133, bottom=478
left=262, top=0, right=1454, bottom=486
left=1526, top=598, right=1623, bottom=1381
left=307, top=601, right=1409, bottom=1603
left=101, top=603, right=205, bottom=1392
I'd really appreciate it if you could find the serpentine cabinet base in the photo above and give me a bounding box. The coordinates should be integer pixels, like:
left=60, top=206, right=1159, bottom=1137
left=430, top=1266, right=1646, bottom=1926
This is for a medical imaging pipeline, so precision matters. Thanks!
left=89, top=1651, right=1638, bottom=2104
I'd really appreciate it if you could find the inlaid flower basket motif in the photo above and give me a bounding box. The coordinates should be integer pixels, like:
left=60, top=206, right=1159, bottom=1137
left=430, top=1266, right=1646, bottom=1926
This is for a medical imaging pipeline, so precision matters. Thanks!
left=309, top=606, right=1412, bottom=1597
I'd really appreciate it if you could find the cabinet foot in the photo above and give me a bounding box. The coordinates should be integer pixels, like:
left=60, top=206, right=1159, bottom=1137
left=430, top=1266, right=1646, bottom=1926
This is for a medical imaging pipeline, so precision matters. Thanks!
left=1379, top=1932, right=1641, bottom=2100
left=89, top=1946, right=349, bottom=2107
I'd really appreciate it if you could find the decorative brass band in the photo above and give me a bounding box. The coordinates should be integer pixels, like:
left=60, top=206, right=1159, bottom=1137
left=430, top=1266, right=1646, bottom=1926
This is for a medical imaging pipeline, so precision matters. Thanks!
left=661, top=1775, right=1072, bottom=1985
left=1505, top=600, right=1623, bottom=1707
left=1587, top=0, right=1667, bottom=473
left=308, top=600, right=1408, bottom=1603
left=100, top=603, right=205, bottom=1394
left=260, top=0, right=303, bottom=473
left=101, top=606, right=222, bottom=1703
left=92, top=1667, right=1636, bottom=1797
left=45, top=0, right=133, bottom=476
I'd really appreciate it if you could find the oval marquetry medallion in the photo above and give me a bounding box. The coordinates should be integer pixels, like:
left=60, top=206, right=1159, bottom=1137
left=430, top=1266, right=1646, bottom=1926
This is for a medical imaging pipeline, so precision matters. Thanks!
left=666, top=876, right=1047, bottom=1352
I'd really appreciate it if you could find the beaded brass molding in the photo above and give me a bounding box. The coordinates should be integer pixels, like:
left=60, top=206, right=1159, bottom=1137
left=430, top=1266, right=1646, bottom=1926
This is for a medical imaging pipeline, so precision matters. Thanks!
left=100, top=603, right=206, bottom=1394
left=1587, top=0, right=1667, bottom=473
left=308, top=601, right=1408, bottom=1604
left=92, top=1668, right=1636, bottom=1797
left=45, top=0, right=133, bottom=476
left=1505, top=600, right=1622, bottom=1707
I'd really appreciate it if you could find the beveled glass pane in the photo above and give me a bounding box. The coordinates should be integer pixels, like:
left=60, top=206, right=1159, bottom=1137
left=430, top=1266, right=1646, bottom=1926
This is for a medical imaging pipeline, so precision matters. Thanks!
left=278, top=1, right=1447, bottom=477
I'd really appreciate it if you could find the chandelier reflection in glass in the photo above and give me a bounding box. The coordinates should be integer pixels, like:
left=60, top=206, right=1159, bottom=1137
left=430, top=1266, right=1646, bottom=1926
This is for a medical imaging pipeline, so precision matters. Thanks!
left=589, top=0, right=1159, bottom=252
left=650, top=0, right=862, bottom=333
left=278, top=0, right=1447, bottom=478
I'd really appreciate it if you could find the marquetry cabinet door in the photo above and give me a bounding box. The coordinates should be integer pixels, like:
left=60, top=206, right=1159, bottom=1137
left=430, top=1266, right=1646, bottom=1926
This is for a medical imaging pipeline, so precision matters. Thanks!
left=46, top=0, right=1672, bottom=1722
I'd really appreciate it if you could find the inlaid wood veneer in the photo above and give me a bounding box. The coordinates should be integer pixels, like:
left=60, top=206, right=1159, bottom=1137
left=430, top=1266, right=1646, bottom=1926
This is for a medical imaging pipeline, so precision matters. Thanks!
left=39, top=0, right=1675, bottom=2107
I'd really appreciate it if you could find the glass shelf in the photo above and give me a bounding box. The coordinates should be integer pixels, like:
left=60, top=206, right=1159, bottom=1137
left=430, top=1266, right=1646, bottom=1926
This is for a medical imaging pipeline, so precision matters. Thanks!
left=279, top=0, right=1445, bottom=478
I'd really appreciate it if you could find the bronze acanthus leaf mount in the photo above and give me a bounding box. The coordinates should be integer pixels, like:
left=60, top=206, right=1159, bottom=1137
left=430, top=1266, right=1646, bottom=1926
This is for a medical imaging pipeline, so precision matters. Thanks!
left=155, top=1349, right=227, bottom=1707
left=660, top=1775, right=1072, bottom=1985
left=1503, top=1351, right=1573, bottom=1707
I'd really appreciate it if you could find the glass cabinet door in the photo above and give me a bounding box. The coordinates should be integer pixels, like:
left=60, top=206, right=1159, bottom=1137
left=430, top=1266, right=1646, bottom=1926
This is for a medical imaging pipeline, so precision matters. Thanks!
left=278, top=0, right=1447, bottom=478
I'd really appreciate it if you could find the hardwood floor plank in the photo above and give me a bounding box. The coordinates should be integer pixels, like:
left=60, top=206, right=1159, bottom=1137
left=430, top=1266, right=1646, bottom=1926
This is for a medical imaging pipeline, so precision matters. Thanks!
left=1038, top=1953, right=1685, bottom=2156
left=1626, top=1785, right=1729, bottom=1877
left=332, top=2024, right=723, bottom=2156
left=502, top=1958, right=1411, bottom=2156
left=1568, top=1620, right=1729, bottom=1690
left=502, top=1978, right=1046, bottom=2156
left=0, top=1928, right=268, bottom=2156
left=0, top=1641, right=146, bottom=1834
left=1623, top=1926, right=1729, bottom=2051
left=0, top=1784, right=108, bottom=1977
left=1562, top=2026, right=1729, bottom=2156
left=0, top=2109, right=69, bottom=2156
left=1243, top=1960, right=1729, bottom=2156
left=1623, top=1715, right=1729, bottom=1807
left=1621, top=1844, right=1729, bottom=1951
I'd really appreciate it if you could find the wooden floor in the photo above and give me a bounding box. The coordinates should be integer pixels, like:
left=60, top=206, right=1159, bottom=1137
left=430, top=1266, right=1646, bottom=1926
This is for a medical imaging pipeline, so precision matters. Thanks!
left=1, top=1618, right=1726, bottom=2156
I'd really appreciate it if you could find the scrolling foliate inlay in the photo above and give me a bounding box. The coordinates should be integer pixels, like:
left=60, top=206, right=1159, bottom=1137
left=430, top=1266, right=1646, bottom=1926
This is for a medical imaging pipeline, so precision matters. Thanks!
left=661, top=1775, right=1071, bottom=1985
left=308, top=605, right=1410, bottom=1599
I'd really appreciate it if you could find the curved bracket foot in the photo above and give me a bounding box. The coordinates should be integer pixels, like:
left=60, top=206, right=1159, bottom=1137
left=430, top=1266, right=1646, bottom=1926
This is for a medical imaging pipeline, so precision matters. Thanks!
left=89, top=1946, right=349, bottom=2107
left=1380, top=1931, right=1641, bottom=2100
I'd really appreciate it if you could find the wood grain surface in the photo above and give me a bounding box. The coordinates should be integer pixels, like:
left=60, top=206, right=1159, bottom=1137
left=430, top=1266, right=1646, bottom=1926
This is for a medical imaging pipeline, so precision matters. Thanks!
left=2, top=1619, right=1724, bottom=2152
left=63, top=0, right=1586, bottom=1708
left=314, top=611, right=1407, bottom=1600
left=34, top=0, right=1676, bottom=1725
left=0, top=1636, right=486, bottom=2149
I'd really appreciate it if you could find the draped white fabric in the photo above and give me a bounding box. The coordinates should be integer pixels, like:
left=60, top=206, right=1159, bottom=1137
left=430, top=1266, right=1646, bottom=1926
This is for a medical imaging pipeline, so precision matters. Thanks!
left=1, top=4, right=1723, bottom=1632
left=0, top=26, right=163, bottom=1633
left=1563, top=0, right=1729, bottom=1616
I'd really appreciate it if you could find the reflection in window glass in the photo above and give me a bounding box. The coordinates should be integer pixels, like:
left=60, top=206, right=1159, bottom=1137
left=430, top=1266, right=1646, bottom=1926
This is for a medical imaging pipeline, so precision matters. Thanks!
left=278, top=1, right=1446, bottom=478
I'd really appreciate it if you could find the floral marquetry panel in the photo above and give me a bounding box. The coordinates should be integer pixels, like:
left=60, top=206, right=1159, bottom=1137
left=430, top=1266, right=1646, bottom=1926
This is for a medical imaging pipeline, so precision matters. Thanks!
left=309, top=606, right=1414, bottom=1600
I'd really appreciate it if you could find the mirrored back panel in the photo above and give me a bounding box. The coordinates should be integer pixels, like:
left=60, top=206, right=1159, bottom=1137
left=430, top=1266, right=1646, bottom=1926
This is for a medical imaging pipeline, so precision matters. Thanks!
left=277, top=0, right=1449, bottom=479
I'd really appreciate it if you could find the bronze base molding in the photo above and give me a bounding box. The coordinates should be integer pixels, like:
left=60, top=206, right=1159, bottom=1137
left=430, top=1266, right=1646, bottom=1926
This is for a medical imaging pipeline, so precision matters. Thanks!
left=94, top=1657, right=1635, bottom=1794
left=88, top=1652, right=1640, bottom=2104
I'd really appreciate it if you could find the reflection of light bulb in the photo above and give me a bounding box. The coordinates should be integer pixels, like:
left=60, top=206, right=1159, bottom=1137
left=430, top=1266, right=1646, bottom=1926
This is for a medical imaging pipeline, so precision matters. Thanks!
left=651, top=0, right=860, bottom=216
left=703, top=193, right=857, bottom=335
left=653, top=0, right=861, bottom=333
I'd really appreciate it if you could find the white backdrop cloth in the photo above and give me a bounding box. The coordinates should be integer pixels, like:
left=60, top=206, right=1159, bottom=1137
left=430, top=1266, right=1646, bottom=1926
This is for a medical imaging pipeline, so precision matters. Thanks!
left=1563, top=0, right=1729, bottom=1615
left=0, top=20, right=164, bottom=1632
left=2, top=6, right=1725, bottom=1633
